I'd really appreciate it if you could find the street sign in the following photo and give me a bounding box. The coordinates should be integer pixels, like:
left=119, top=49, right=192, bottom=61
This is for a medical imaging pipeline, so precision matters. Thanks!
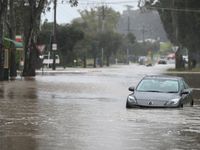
left=37, top=45, right=45, bottom=54
left=15, top=35, right=23, bottom=42
left=52, top=43, right=57, bottom=51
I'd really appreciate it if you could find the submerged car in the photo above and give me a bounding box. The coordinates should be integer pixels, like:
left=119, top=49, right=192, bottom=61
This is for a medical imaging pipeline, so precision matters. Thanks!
left=126, top=75, right=194, bottom=108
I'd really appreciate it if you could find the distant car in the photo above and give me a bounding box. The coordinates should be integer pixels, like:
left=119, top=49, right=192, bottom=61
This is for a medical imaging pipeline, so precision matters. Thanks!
left=43, top=54, right=60, bottom=66
left=158, top=59, right=167, bottom=64
left=183, top=55, right=188, bottom=64
left=126, top=75, right=194, bottom=108
left=138, top=56, right=147, bottom=65
left=146, top=63, right=152, bottom=67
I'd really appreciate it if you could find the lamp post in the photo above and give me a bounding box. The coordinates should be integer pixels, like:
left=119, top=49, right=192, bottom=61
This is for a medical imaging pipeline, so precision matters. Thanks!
left=52, top=0, right=57, bottom=70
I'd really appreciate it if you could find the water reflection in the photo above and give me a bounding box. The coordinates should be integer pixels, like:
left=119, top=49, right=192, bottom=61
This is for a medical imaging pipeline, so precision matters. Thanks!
left=0, top=83, right=5, bottom=99
left=0, top=80, right=39, bottom=150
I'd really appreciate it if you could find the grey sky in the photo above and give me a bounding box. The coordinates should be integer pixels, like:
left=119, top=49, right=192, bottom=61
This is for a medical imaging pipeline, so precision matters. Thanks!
left=42, top=0, right=139, bottom=24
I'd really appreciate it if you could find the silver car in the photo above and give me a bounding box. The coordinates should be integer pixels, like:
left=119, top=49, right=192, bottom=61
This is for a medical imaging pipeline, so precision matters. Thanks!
left=126, top=75, right=194, bottom=108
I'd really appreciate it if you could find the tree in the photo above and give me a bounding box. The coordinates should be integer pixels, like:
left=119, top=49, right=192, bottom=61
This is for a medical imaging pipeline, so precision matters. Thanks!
left=139, top=0, right=200, bottom=69
left=6, top=0, right=17, bottom=78
left=0, top=0, right=8, bottom=81
left=38, top=22, right=84, bottom=67
left=76, top=6, right=121, bottom=67
left=98, top=31, right=123, bottom=66
left=21, top=0, right=78, bottom=76
left=22, top=0, right=49, bottom=76
left=57, top=24, right=84, bottom=66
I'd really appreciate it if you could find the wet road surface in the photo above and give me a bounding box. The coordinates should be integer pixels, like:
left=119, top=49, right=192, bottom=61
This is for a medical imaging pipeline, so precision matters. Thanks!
left=0, top=64, right=200, bottom=150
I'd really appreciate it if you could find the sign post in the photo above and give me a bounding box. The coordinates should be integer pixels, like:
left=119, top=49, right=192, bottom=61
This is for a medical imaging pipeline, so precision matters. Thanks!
left=52, top=43, right=57, bottom=70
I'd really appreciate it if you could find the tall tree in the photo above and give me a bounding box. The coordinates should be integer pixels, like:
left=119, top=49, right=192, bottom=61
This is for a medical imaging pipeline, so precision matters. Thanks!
left=77, top=6, right=121, bottom=67
left=139, top=0, right=200, bottom=69
left=22, top=0, right=47, bottom=76
left=0, top=0, right=8, bottom=81
left=22, top=0, right=78, bottom=76
left=7, top=0, right=17, bottom=78
left=98, top=31, right=122, bottom=66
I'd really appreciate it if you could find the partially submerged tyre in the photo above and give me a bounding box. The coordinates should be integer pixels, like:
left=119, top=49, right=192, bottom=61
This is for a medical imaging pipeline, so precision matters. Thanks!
left=126, top=101, right=132, bottom=109
left=178, top=102, right=183, bottom=108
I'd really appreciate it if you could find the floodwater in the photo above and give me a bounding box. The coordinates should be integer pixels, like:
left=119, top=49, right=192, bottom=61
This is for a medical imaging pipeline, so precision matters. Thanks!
left=0, top=64, right=200, bottom=150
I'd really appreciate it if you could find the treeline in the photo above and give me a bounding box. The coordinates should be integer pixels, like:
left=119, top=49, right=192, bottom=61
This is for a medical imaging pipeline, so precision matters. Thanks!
left=39, top=7, right=159, bottom=68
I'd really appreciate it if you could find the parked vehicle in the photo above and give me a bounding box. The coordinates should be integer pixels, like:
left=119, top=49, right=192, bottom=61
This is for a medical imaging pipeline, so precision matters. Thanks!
left=158, top=59, right=167, bottom=64
left=126, top=75, right=194, bottom=108
left=138, top=56, right=147, bottom=65
left=43, top=54, right=60, bottom=67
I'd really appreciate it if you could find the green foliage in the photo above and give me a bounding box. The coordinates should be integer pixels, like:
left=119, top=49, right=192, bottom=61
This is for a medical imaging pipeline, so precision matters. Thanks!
left=38, top=22, right=84, bottom=66
left=73, top=6, right=122, bottom=66
left=127, top=33, right=136, bottom=44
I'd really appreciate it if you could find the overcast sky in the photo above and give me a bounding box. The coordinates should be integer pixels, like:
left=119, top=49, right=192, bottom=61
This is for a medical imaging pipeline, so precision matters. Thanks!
left=42, top=0, right=139, bottom=24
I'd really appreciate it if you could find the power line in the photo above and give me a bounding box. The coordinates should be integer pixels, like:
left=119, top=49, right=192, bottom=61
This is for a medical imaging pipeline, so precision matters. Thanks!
left=59, top=0, right=200, bottom=13
left=79, top=1, right=139, bottom=5
left=59, top=0, right=139, bottom=5
left=146, top=6, right=200, bottom=13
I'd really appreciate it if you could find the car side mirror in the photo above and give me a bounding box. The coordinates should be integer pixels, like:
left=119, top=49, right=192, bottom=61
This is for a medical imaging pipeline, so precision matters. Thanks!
left=181, top=89, right=189, bottom=95
left=129, top=87, right=135, bottom=92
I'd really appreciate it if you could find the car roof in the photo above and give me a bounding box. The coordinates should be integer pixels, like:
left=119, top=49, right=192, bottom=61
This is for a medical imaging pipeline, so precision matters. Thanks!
left=143, top=75, right=183, bottom=81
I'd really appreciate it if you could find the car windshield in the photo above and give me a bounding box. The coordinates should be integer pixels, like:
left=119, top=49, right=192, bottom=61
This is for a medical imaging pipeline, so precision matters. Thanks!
left=136, top=78, right=179, bottom=93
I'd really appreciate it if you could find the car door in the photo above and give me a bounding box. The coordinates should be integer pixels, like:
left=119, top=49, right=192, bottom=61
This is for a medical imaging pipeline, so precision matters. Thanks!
left=180, top=79, right=192, bottom=104
left=183, top=80, right=193, bottom=103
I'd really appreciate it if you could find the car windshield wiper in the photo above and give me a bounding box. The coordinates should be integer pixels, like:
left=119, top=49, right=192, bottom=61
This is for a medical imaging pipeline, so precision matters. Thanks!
left=145, top=90, right=163, bottom=93
left=167, top=91, right=178, bottom=93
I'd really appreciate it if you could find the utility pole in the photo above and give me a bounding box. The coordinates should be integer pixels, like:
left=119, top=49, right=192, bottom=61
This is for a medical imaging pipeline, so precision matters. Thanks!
left=125, top=5, right=133, bottom=64
left=142, top=25, right=145, bottom=43
left=100, top=5, right=105, bottom=67
left=125, top=5, right=133, bottom=33
left=52, top=0, right=57, bottom=70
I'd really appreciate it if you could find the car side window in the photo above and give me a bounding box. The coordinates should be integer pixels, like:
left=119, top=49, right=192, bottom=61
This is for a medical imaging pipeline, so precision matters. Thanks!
left=180, top=80, right=189, bottom=89
left=180, top=80, right=185, bottom=90
left=183, top=80, right=189, bottom=89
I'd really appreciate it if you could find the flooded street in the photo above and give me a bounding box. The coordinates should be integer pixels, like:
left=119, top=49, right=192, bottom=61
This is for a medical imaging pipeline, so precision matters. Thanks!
left=0, top=64, right=200, bottom=150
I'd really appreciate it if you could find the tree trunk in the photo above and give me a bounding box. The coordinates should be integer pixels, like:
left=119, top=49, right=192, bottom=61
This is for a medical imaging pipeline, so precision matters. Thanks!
left=175, top=47, right=181, bottom=69
left=0, top=23, right=4, bottom=81
left=83, top=54, right=87, bottom=68
left=22, top=0, right=46, bottom=77
left=188, top=50, right=192, bottom=70
left=0, top=1, right=8, bottom=81
left=9, top=0, right=17, bottom=78
left=106, top=55, right=110, bottom=67
left=22, top=4, right=37, bottom=77
left=23, top=35, right=36, bottom=77
left=93, top=56, right=96, bottom=68
left=175, top=47, right=184, bottom=70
